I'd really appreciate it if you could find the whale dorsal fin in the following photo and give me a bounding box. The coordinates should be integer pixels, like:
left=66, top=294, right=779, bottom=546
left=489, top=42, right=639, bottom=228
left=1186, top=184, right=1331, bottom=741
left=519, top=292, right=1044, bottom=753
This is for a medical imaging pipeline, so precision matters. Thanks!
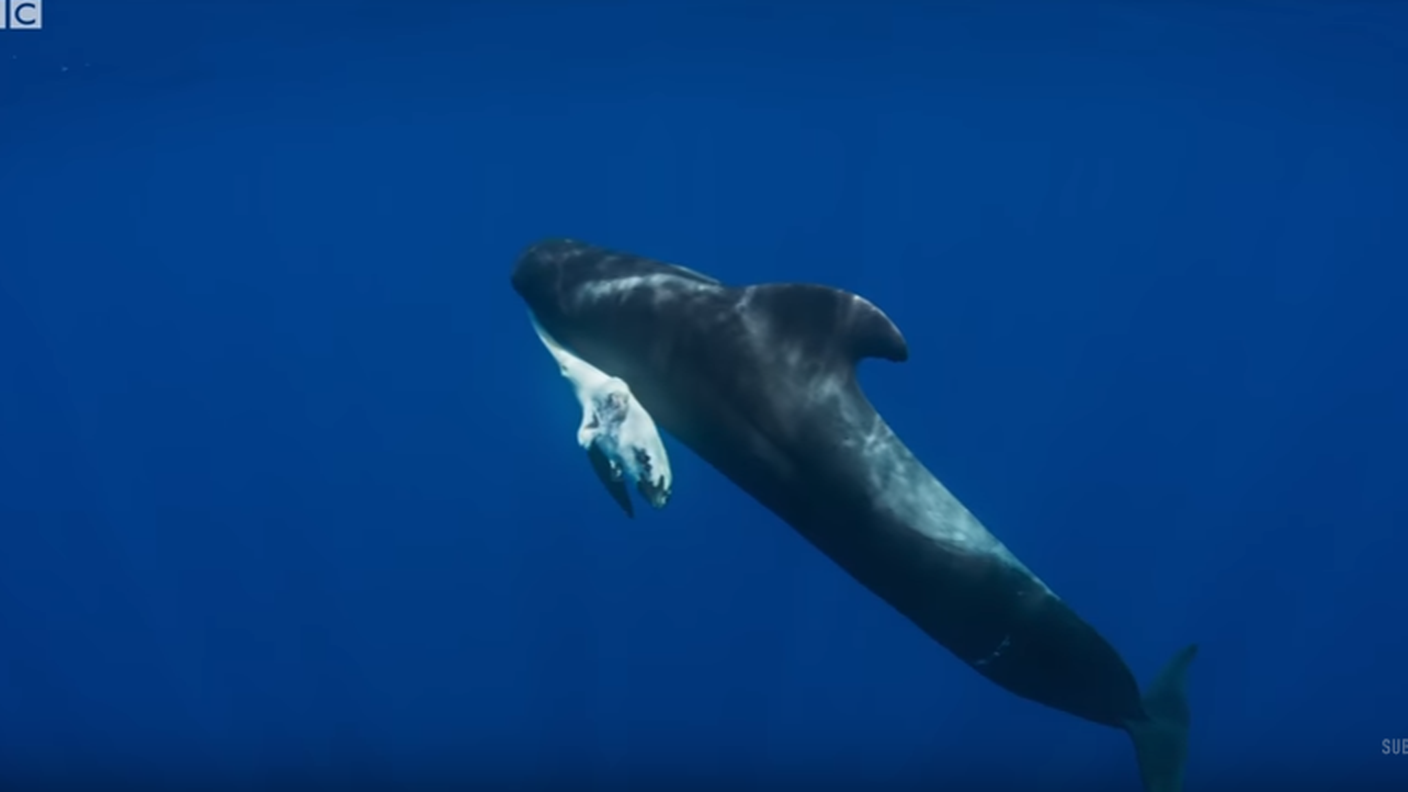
left=745, top=283, right=909, bottom=366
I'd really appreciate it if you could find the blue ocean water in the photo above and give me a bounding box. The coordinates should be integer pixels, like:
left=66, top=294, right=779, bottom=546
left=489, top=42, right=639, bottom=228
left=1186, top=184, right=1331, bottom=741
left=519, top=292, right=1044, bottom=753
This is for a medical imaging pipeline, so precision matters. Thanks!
left=2, top=1, right=1406, bottom=788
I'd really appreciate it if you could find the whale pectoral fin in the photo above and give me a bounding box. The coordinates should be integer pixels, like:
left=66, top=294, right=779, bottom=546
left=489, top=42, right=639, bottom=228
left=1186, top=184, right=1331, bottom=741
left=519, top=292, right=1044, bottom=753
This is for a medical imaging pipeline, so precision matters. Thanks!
left=747, top=283, right=909, bottom=365
left=586, top=441, right=635, bottom=518
left=1126, top=643, right=1198, bottom=792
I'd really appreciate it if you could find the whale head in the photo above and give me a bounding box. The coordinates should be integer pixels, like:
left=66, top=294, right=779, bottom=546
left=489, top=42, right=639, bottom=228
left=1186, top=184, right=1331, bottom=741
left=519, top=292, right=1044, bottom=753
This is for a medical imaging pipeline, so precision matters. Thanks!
left=510, top=238, right=724, bottom=384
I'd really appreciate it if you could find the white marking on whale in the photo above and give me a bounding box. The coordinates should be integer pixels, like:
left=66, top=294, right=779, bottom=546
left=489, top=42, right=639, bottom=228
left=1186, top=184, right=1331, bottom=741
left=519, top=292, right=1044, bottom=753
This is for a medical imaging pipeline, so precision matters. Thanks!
left=529, top=312, right=672, bottom=516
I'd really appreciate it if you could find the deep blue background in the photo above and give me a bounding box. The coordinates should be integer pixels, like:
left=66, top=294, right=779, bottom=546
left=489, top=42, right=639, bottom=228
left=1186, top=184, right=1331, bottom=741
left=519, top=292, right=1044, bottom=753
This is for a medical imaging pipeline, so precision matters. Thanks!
left=2, top=1, right=1406, bottom=788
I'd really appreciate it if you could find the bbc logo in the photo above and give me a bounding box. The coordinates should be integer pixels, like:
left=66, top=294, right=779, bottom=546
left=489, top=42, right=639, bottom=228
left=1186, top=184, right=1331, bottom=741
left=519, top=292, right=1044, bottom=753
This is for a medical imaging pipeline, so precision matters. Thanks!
left=1, top=0, right=43, bottom=30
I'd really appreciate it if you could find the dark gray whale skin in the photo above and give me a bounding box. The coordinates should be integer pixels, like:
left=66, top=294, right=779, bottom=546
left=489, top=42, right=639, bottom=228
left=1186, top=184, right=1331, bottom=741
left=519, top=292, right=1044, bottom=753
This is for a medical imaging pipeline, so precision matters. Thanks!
left=511, top=238, right=1196, bottom=792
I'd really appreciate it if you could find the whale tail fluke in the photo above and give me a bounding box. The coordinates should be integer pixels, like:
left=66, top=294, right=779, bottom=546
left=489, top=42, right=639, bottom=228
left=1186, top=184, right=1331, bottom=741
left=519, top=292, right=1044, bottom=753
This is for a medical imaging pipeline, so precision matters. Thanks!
left=1126, top=643, right=1198, bottom=792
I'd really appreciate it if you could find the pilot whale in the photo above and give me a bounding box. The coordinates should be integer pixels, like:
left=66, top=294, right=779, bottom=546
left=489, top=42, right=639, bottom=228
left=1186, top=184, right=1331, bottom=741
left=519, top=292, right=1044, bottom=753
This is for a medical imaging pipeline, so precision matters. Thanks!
left=511, top=238, right=1197, bottom=792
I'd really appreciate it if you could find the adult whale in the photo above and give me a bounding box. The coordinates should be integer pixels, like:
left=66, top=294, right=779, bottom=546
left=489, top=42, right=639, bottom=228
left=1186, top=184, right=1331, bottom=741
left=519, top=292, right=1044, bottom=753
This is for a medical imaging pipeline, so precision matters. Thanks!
left=511, top=238, right=1198, bottom=792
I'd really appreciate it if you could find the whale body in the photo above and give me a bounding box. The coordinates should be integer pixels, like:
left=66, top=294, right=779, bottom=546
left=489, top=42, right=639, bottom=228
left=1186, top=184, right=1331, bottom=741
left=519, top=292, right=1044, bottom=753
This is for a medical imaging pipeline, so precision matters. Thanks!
left=512, top=238, right=1197, bottom=791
